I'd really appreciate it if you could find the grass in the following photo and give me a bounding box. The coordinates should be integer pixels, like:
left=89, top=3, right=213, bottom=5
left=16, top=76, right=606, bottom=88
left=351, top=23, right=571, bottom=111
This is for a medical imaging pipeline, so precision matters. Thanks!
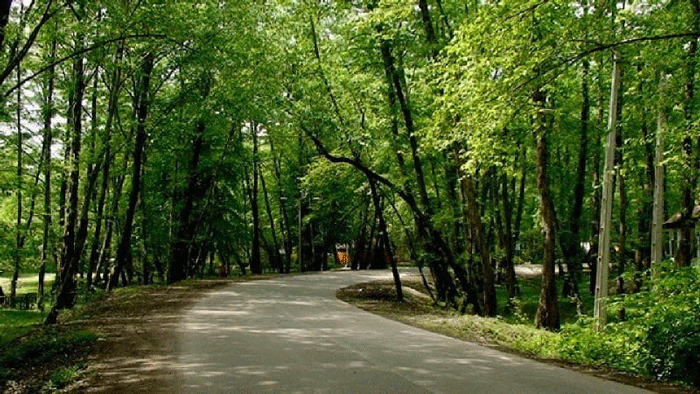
left=0, top=310, right=46, bottom=348
left=0, top=273, right=56, bottom=296
left=337, top=275, right=563, bottom=355
left=338, top=272, right=698, bottom=394
left=496, top=274, right=595, bottom=325
left=0, top=329, right=97, bottom=386
left=41, top=363, right=89, bottom=392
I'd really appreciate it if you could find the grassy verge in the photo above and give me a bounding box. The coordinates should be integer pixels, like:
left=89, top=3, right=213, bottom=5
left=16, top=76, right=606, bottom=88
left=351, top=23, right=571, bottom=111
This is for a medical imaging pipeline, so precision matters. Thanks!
left=1, top=273, right=282, bottom=392
left=0, top=310, right=47, bottom=348
left=0, top=328, right=97, bottom=389
left=338, top=272, right=699, bottom=394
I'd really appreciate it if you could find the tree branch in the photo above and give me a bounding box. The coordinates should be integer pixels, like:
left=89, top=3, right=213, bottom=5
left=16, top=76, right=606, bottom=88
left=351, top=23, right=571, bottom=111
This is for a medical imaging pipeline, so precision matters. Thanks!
left=303, top=127, right=425, bottom=221
left=0, top=0, right=57, bottom=87
left=3, top=33, right=167, bottom=98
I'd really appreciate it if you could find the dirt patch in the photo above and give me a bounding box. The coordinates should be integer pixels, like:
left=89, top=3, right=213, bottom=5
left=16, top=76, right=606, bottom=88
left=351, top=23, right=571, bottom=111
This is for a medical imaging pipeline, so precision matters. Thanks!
left=2, top=276, right=277, bottom=394
left=337, top=275, right=699, bottom=394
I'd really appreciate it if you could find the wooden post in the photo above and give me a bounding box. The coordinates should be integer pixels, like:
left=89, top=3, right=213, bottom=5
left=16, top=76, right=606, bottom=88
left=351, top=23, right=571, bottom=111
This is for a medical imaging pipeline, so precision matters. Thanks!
left=594, top=52, right=621, bottom=332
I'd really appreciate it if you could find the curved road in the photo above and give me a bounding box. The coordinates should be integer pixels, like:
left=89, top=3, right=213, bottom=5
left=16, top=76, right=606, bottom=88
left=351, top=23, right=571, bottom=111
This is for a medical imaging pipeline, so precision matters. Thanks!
left=176, top=270, right=652, bottom=394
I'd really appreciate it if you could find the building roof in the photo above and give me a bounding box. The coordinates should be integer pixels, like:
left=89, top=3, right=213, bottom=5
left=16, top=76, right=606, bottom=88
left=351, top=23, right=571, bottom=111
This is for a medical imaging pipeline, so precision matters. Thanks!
left=663, top=204, right=700, bottom=229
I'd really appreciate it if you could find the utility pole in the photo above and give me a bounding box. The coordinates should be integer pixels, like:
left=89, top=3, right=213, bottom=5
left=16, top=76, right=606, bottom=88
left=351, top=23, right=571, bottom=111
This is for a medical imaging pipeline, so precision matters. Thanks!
left=594, top=52, right=621, bottom=332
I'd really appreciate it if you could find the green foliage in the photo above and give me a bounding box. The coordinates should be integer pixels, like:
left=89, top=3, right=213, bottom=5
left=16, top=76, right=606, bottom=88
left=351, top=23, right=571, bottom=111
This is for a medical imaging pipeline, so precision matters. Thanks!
left=553, top=263, right=700, bottom=388
left=619, top=263, right=700, bottom=387
left=42, top=364, right=87, bottom=392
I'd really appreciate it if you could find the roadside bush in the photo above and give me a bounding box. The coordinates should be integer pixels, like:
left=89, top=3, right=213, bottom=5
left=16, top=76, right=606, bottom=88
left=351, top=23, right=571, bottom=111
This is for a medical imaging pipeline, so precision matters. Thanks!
left=627, top=263, right=700, bottom=388
left=558, top=262, right=700, bottom=388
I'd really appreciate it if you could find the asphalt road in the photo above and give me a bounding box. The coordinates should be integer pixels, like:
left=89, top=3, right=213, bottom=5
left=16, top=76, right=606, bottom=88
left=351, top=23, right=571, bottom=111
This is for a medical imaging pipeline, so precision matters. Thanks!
left=176, top=270, right=653, bottom=394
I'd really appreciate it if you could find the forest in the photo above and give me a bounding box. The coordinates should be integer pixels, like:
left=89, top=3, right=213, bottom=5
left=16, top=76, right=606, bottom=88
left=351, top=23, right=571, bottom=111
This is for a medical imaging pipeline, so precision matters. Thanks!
left=0, top=0, right=699, bottom=388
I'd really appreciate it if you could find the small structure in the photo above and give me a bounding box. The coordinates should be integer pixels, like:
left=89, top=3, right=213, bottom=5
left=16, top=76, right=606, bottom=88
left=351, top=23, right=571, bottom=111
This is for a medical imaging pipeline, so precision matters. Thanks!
left=663, top=204, right=700, bottom=260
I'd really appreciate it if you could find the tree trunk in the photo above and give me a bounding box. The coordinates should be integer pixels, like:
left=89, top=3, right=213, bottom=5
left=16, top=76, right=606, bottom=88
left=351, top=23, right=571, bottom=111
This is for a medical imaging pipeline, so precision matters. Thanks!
left=308, top=133, right=478, bottom=312
left=88, top=41, right=123, bottom=289
left=676, top=0, right=699, bottom=267
left=418, top=0, right=439, bottom=58
left=513, top=147, right=527, bottom=250
left=109, top=52, right=153, bottom=290
left=370, top=180, right=403, bottom=301
left=46, top=45, right=86, bottom=324
left=651, top=73, right=669, bottom=265
left=446, top=148, right=464, bottom=253
left=498, top=173, right=518, bottom=300
left=10, top=65, right=23, bottom=306
left=250, top=123, right=262, bottom=274
left=534, top=86, right=560, bottom=331
left=379, top=39, right=432, bottom=214
left=635, top=107, right=654, bottom=283
left=261, top=167, right=282, bottom=273
left=459, top=166, right=497, bottom=316
left=0, top=0, right=11, bottom=51
left=270, top=138, right=293, bottom=273
left=140, top=191, right=151, bottom=285
left=169, top=121, right=206, bottom=283
left=96, top=156, right=127, bottom=286
left=38, top=38, right=56, bottom=309
left=562, top=59, right=591, bottom=298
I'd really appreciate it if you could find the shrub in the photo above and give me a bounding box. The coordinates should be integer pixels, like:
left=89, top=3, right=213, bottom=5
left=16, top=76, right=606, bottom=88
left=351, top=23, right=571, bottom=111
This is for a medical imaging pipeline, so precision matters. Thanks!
left=558, top=262, right=700, bottom=388
left=629, top=263, right=700, bottom=387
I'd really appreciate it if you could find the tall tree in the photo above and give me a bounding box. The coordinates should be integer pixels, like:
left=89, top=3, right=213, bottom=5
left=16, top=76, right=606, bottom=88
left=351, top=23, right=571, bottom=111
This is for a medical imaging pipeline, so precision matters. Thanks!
left=109, top=51, right=153, bottom=290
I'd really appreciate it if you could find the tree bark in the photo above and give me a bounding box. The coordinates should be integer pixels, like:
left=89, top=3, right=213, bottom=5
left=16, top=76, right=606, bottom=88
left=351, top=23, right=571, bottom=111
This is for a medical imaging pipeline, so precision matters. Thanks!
left=96, top=157, right=127, bottom=286
left=379, top=39, right=432, bottom=214
left=498, top=173, right=518, bottom=300
left=636, top=106, right=654, bottom=280
left=88, top=41, right=123, bottom=289
left=370, top=180, right=403, bottom=301
left=46, top=43, right=86, bottom=324
left=676, top=0, right=700, bottom=267
left=0, top=0, right=11, bottom=51
left=513, top=148, right=527, bottom=250
left=10, top=65, right=22, bottom=306
left=269, top=138, right=293, bottom=273
left=651, top=73, right=669, bottom=265
left=533, top=86, right=560, bottom=331
left=38, top=38, right=56, bottom=309
left=261, top=166, right=282, bottom=273
left=250, top=123, right=262, bottom=274
left=418, top=0, right=439, bottom=58
left=169, top=121, right=206, bottom=283
left=457, top=157, right=497, bottom=316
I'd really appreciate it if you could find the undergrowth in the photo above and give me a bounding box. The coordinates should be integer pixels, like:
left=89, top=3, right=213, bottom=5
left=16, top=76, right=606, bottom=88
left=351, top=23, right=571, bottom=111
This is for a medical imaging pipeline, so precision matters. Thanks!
left=0, top=329, right=97, bottom=385
left=556, top=262, right=700, bottom=388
